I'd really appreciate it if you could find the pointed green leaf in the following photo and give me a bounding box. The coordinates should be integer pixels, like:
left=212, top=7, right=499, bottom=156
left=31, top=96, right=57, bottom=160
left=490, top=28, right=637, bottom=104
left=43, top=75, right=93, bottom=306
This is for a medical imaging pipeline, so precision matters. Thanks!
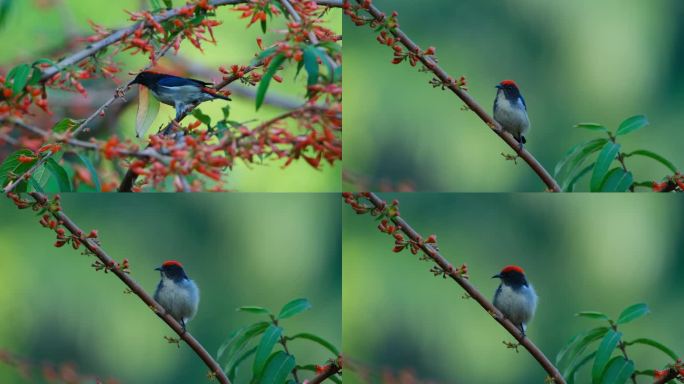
left=44, top=158, right=71, bottom=192
left=625, top=338, right=678, bottom=361
left=288, top=332, right=339, bottom=356
left=616, top=303, right=649, bottom=325
left=278, top=298, right=312, bottom=320
left=592, top=330, right=622, bottom=383
left=554, top=138, right=607, bottom=179
left=616, top=115, right=648, bottom=136
left=191, top=109, right=211, bottom=129
left=226, top=346, right=256, bottom=381
left=237, top=306, right=272, bottom=315
left=625, top=150, right=678, bottom=173
left=590, top=142, right=620, bottom=192
left=600, top=168, right=633, bottom=192
left=565, top=351, right=596, bottom=383
left=576, top=311, right=610, bottom=321
left=52, top=118, right=80, bottom=134
left=253, top=324, right=282, bottom=378
left=302, top=45, right=320, bottom=88
left=600, top=356, right=634, bottom=384
left=0, top=149, right=33, bottom=186
left=575, top=123, right=608, bottom=132
left=258, top=351, right=295, bottom=384
left=73, top=152, right=101, bottom=191
left=256, top=53, right=286, bottom=110
left=564, top=162, right=594, bottom=192
left=8, top=64, right=30, bottom=94
left=556, top=327, right=609, bottom=369
left=217, top=321, right=269, bottom=361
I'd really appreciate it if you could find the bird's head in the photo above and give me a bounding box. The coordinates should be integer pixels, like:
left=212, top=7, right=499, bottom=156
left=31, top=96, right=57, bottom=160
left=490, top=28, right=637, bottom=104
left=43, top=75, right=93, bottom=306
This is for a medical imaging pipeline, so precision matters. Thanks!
left=155, top=260, right=188, bottom=281
left=492, top=265, right=528, bottom=287
left=131, top=71, right=160, bottom=87
left=496, top=80, right=522, bottom=98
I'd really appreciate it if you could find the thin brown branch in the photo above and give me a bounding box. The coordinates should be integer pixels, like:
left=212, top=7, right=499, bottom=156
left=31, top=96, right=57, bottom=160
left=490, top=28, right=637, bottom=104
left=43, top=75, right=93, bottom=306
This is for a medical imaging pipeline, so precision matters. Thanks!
left=351, top=1, right=561, bottom=192
left=307, top=357, right=342, bottom=384
left=654, top=368, right=681, bottom=384
left=348, top=192, right=566, bottom=384
left=28, top=192, right=230, bottom=384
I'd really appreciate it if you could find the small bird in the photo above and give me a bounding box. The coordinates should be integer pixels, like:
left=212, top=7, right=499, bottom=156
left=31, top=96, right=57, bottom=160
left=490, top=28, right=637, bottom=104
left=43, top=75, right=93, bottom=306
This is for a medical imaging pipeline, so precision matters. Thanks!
left=131, top=71, right=231, bottom=121
left=492, top=265, right=538, bottom=337
left=493, top=80, right=530, bottom=150
left=153, top=260, right=200, bottom=331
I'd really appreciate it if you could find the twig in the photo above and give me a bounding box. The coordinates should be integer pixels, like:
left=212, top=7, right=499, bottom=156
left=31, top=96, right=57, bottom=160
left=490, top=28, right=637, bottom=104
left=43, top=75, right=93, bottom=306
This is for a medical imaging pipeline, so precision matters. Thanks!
left=28, top=192, right=230, bottom=384
left=351, top=1, right=561, bottom=192
left=654, top=368, right=681, bottom=384
left=279, top=0, right=339, bottom=70
left=307, top=358, right=342, bottom=384
left=348, top=192, right=566, bottom=384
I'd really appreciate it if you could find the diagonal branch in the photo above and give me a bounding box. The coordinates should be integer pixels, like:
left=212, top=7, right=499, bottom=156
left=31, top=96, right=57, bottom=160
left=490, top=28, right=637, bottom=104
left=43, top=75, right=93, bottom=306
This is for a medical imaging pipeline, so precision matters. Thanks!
left=28, top=192, right=231, bottom=384
left=350, top=1, right=561, bottom=192
left=307, top=357, right=342, bottom=384
left=345, top=192, right=566, bottom=383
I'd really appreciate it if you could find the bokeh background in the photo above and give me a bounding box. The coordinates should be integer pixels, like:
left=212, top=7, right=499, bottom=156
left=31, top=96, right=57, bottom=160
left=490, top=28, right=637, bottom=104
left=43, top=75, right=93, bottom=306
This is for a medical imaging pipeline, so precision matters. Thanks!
left=344, top=0, right=684, bottom=191
left=344, top=193, right=684, bottom=382
left=0, top=193, right=341, bottom=383
left=0, top=0, right=341, bottom=192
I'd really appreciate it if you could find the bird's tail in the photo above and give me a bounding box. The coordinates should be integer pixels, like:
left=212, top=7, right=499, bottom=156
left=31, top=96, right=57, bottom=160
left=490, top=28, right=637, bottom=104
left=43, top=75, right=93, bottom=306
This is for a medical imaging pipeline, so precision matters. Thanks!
left=202, top=87, right=231, bottom=101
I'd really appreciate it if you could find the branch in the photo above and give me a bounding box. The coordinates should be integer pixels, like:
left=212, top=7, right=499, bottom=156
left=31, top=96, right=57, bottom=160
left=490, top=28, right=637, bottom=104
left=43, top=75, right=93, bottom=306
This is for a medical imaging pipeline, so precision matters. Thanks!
left=343, top=192, right=566, bottom=384
left=279, top=0, right=339, bottom=70
left=27, top=192, right=230, bottom=384
left=654, top=368, right=681, bottom=384
left=349, top=1, right=561, bottom=192
left=306, top=357, right=342, bottom=384
left=38, top=0, right=342, bottom=83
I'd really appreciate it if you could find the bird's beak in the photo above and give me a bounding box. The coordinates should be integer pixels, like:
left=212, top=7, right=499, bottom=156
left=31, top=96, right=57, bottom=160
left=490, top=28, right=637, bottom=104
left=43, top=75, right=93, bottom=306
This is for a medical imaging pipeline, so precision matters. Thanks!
left=492, top=273, right=501, bottom=279
left=154, top=266, right=162, bottom=271
left=495, top=84, right=503, bottom=89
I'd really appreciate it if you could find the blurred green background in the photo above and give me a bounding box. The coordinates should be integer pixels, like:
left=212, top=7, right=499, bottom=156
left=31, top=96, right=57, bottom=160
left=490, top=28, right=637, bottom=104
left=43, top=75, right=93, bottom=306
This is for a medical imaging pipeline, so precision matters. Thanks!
left=344, top=0, right=684, bottom=191
left=343, top=193, right=684, bottom=382
left=0, top=193, right=341, bottom=383
left=0, top=0, right=341, bottom=192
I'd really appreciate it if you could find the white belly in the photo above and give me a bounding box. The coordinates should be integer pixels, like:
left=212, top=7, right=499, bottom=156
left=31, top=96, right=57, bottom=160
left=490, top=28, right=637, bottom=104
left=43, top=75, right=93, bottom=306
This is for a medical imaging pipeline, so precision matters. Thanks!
left=494, top=93, right=530, bottom=138
left=154, top=278, right=199, bottom=322
left=493, top=283, right=537, bottom=326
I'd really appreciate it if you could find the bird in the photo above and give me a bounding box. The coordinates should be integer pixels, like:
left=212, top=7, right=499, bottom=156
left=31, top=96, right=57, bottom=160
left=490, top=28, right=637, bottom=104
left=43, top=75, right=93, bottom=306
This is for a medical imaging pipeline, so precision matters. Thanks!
left=131, top=71, right=231, bottom=121
left=492, top=265, right=537, bottom=337
left=153, top=260, right=200, bottom=331
left=493, top=80, right=530, bottom=150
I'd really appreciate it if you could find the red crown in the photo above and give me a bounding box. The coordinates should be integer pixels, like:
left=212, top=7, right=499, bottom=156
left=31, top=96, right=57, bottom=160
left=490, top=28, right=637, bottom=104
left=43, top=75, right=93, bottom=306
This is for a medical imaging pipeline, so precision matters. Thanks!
left=501, top=265, right=525, bottom=275
left=499, top=80, right=518, bottom=87
left=162, top=260, right=183, bottom=268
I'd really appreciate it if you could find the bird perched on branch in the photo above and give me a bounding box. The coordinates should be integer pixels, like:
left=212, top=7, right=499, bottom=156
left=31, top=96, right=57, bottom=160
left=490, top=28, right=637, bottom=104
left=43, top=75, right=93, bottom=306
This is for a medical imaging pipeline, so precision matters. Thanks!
left=492, top=265, right=537, bottom=337
left=131, top=71, right=231, bottom=121
left=154, top=260, right=199, bottom=331
left=493, top=80, right=530, bottom=150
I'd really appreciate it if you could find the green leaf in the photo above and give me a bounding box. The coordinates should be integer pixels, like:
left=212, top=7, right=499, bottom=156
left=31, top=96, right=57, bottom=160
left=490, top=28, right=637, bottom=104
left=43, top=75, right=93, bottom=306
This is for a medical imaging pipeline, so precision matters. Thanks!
left=0, top=149, right=33, bottom=186
left=253, top=46, right=278, bottom=65
left=590, top=142, right=620, bottom=192
left=256, top=53, right=286, bottom=110
left=258, top=351, right=295, bottom=384
left=260, top=19, right=267, bottom=34
left=226, top=346, right=256, bottom=382
left=192, top=109, right=212, bottom=129
left=600, top=168, right=633, bottom=192
left=600, top=356, right=634, bottom=384
left=302, top=45, right=320, bottom=88
left=576, top=311, right=610, bottom=321
left=556, top=327, right=609, bottom=369
left=625, top=149, right=678, bottom=173
left=566, top=351, right=596, bottom=383
left=44, top=158, right=71, bottom=192
left=52, top=118, right=80, bottom=134
left=564, top=162, right=594, bottom=192
left=217, top=321, right=269, bottom=361
left=162, top=0, right=173, bottom=8
left=554, top=138, right=607, bottom=180
left=288, top=332, right=339, bottom=356
left=592, top=330, right=622, bottom=384
left=73, top=152, right=101, bottom=191
left=625, top=338, right=678, bottom=361
left=8, top=64, right=30, bottom=94
left=28, top=176, right=45, bottom=193
left=237, top=306, right=272, bottom=315
left=253, top=324, right=282, bottom=378
left=616, top=303, right=649, bottom=325
left=616, top=115, right=648, bottom=136
left=575, top=123, right=608, bottom=132
left=278, top=298, right=312, bottom=320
